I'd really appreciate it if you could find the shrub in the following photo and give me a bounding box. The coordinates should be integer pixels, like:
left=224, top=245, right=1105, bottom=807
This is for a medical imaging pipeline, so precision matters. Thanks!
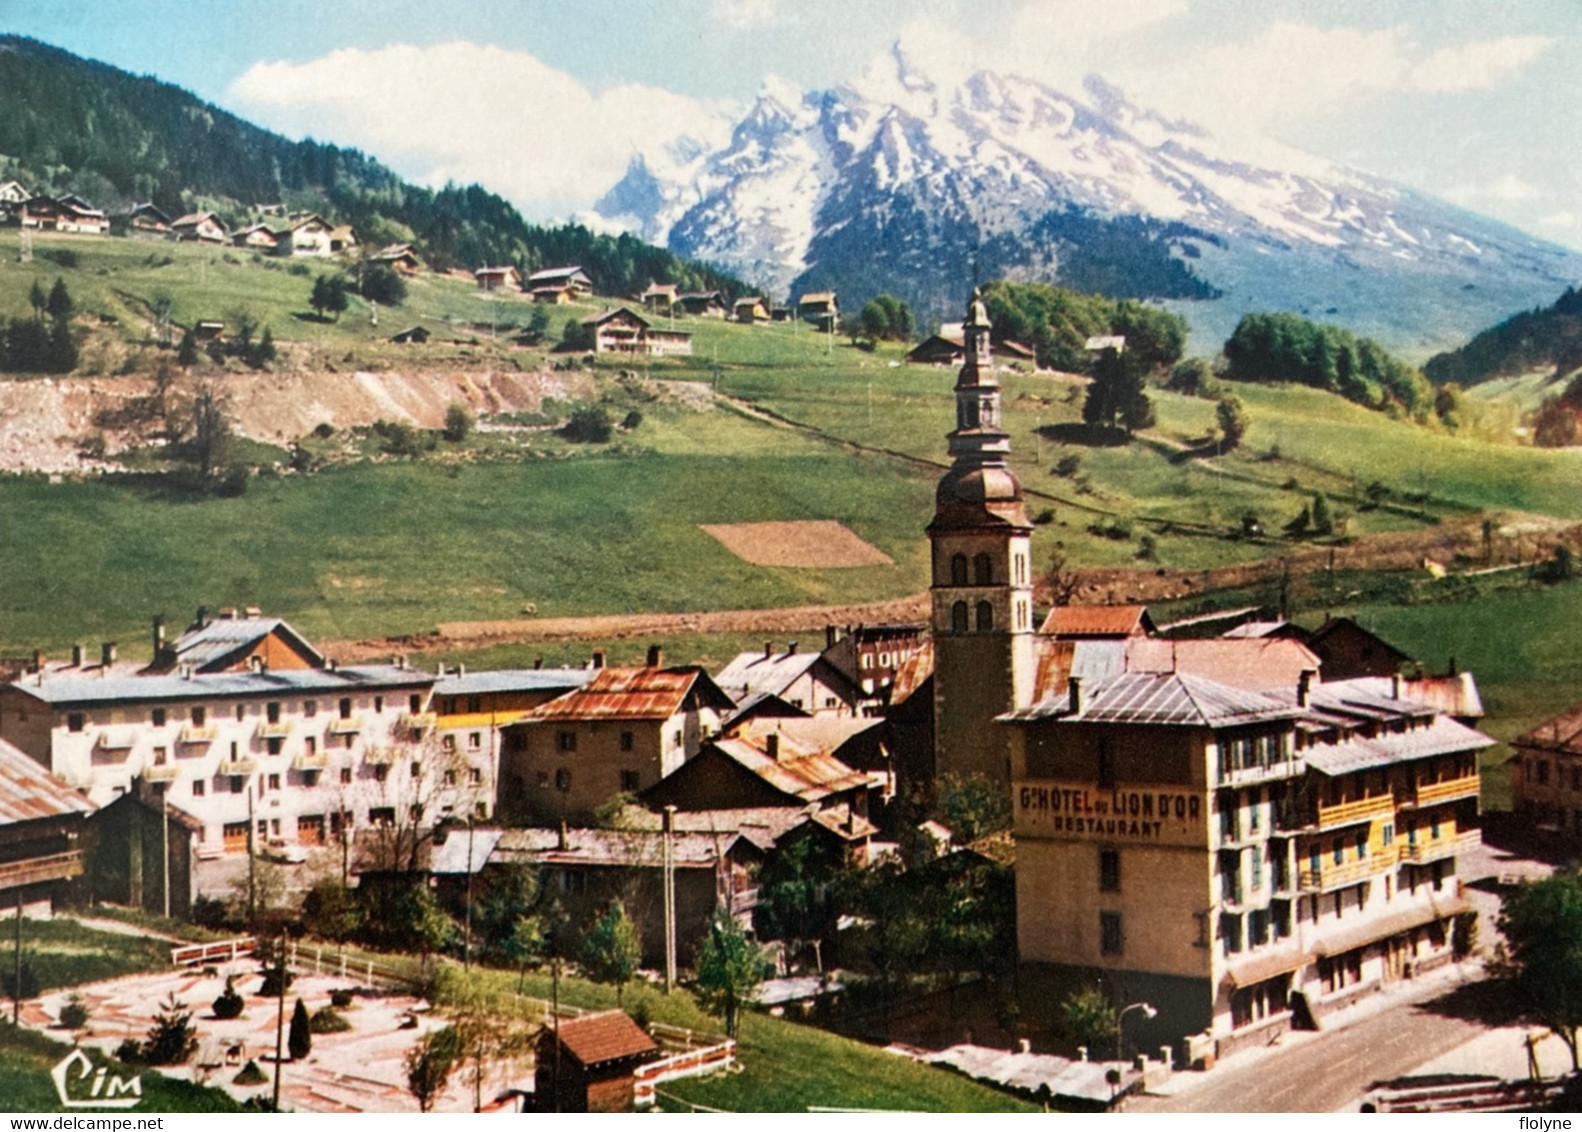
left=310, top=1007, right=353, bottom=1034
left=329, top=989, right=354, bottom=1009
left=258, top=963, right=293, bottom=998
left=442, top=402, right=475, bottom=443
left=59, top=994, right=90, bottom=1030
left=621, top=409, right=644, bottom=430
left=1054, top=454, right=1082, bottom=477
left=2, top=961, right=38, bottom=1001
left=562, top=404, right=613, bottom=443
left=212, top=976, right=245, bottom=1019
left=142, top=994, right=197, bottom=1065
left=1032, top=508, right=1056, bottom=525
left=233, top=1060, right=268, bottom=1087
left=313, top=422, right=335, bottom=439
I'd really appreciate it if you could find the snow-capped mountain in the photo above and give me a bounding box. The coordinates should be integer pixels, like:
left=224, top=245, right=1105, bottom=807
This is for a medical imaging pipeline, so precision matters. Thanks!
left=593, top=45, right=1582, bottom=355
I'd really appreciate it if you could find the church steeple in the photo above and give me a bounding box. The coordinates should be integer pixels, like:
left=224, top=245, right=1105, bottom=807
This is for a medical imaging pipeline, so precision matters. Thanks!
left=928, top=290, right=1036, bottom=787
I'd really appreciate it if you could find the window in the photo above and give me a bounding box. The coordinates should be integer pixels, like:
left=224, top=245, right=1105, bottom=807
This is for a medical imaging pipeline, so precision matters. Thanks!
left=374, top=764, right=389, bottom=782
left=555, top=768, right=572, bottom=791
left=374, top=696, right=384, bottom=714
left=266, top=702, right=281, bottom=724
left=410, top=694, right=423, bottom=714
left=1250, top=845, right=1263, bottom=890
left=152, top=747, right=168, bottom=766
left=950, top=553, right=968, bottom=585
left=343, top=735, right=354, bottom=750
left=468, top=732, right=481, bottom=750
left=537, top=771, right=550, bottom=788
left=1221, top=913, right=1243, bottom=956
left=443, top=734, right=457, bottom=750
left=67, top=712, right=85, bottom=733
left=304, top=736, right=316, bottom=757
left=861, top=654, right=874, bottom=670
left=467, top=696, right=482, bottom=713
left=469, top=768, right=482, bottom=785
left=443, top=769, right=457, bottom=786
left=303, top=700, right=317, bottom=719
left=1332, top=840, right=1343, bottom=865
left=191, top=705, right=207, bottom=726
left=1430, top=814, right=1441, bottom=839
left=973, top=553, right=993, bottom=585
left=975, top=601, right=993, bottom=632
left=620, top=731, right=634, bottom=752
left=235, top=704, right=246, bottom=722
left=621, top=770, right=641, bottom=793
left=1100, top=911, right=1123, bottom=955
left=1099, top=849, right=1120, bottom=892
left=191, top=779, right=205, bottom=797
left=340, top=767, right=352, bottom=785
left=152, top=708, right=167, bottom=727
left=1014, top=553, right=1027, bottom=586
left=338, top=698, right=353, bottom=720
left=1249, top=788, right=1261, bottom=834
left=1355, top=830, right=1367, bottom=858
left=266, top=773, right=280, bottom=791
left=557, top=730, right=577, bottom=752
left=474, top=802, right=488, bottom=819
left=368, top=807, right=395, bottom=828
left=266, top=737, right=282, bottom=755
left=411, top=761, right=422, bottom=778
left=951, top=601, right=968, bottom=634
left=1309, top=845, right=1320, bottom=877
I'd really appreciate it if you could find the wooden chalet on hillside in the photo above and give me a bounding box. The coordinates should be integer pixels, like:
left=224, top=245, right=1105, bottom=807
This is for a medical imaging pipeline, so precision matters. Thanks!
left=676, top=291, right=727, bottom=318
left=580, top=308, right=693, bottom=357
left=171, top=211, right=230, bottom=244
left=0, top=739, right=92, bottom=917
left=19, top=194, right=108, bottom=235
left=528, top=265, right=593, bottom=300
left=370, top=242, right=423, bottom=273
left=534, top=1010, right=660, bottom=1112
left=113, top=202, right=174, bottom=239
left=475, top=265, right=522, bottom=292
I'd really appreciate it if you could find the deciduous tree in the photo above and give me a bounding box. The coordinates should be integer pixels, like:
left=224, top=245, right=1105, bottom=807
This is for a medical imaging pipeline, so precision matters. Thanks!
left=694, top=911, right=772, bottom=1039
left=581, top=899, right=641, bottom=1005
left=1497, top=870, right=1582, bottom=1070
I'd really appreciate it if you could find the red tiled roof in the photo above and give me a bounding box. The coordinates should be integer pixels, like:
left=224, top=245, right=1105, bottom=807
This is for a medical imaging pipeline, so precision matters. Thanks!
left=0, top=739, right=92, bottom=824
left=554, top=1010, right=658, bottom=1067
left=525, top=667, right=726, bottom=722
left=1040, top=604, right=1152, bottom=638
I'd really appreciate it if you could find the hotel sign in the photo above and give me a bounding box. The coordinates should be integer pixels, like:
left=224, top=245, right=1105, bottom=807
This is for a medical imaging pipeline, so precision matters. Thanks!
left=1015, top=780, right=1207, bottom=846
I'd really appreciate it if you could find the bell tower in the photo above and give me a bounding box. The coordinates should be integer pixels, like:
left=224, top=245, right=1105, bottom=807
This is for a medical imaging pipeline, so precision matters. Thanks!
left=928, top=290, right=1035, bottom=786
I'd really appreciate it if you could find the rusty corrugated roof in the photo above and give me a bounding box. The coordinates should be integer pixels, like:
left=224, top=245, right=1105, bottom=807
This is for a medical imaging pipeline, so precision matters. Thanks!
left=709, top=735, right=871, bottom=803
left=0, top=739, right=93, bottom=823
left=1040, top=604, right=1153, bottom=638
left=1125, top=637, right=1321, bottom=693
left=523, top=666, right=731, bottom=722
left=1514, top=702, right=1582, bottom=756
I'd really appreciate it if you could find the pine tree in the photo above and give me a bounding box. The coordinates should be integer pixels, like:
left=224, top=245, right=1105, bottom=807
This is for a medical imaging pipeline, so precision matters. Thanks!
left=1311, top=493, right=1334, bottom=536
left=45, top=278, right=73, bottom=322
left=288, top=998, right=312, bottom=1061
left=177, top=329, right=199, bottom=367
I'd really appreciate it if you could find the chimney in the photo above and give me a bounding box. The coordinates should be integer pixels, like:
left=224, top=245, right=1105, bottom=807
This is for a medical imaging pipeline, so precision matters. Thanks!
left=787, top=640, right=798, bottom=656
left=244, top=605, right=262, bottom=618
left=101, top=642, right=117, bottom=668
left=31, top=649, right=45, bottom=673
left=1018, top=1039, right=1031, bottom=1055
left=591, top=649, right=606, bottom=670
left=764, top=641, right=773, bottom=660
left=766, top=733, right=780, bottom=759
left=1298, top=669, right=1316, bottom=708
left=71, top=644, right=84, bottom=668
left=647, top=644, right=664, bottom=668
left=558, top=821, right=569, bottom=851
left=195, top=605, right=209, bottom=629
left=327, top=659, right=338, bottom=671
left=1068, top=676, right=1084, bottom=715
left=1391, top=673, right=1403, bottom=699
left=456, top=663, right=466, bottom=677
left=534, top=656, right=544, bottom=670
left=663, top=805, right=676, bottom=835
left=219, top=606, right=238, bottom=620
left=1447, top=654, right=1458, bottom=676
left=825, top=625, right=837, bottom=649
left=152, top=615, right=166, bottom=661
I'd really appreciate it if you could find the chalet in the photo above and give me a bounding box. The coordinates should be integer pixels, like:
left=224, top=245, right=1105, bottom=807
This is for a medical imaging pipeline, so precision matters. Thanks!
left=0, top=180, right=30, bottom=207
left=390, top=325, right=431, bottom=345
left=907, top=334, right=1036, bottom=368
left=328, top=225, right=358, bottom=254
left=797, top=291, right=839, bottom=330
left=1084, top=334, right=1126, bottom=352
left=19, top=194, right=108, bottom=235
left=370, top=243, right=423, bottom=273
left=676, top=291, right=727, bottom=318
left=579, top=308, right=693, bottom=357
left=0, top=738, right=92, bottom=917
left=1303, top=618, right=1414, bottom=681
left=715, top=642, right=860, bottom=717
left=193, top=320, right=225, bottom=342
left=639, top=283, right=677, bottom=313
left=474, top=265, right=522, bottom=292
left=85, top=783, right=203, bottom=918
left=1512, top=702, right=1582, bottom=837
left=770, top=304, right=793, bottom=322
left=733, top=296, right=769, bottom=323
left=113, top=202, right=174, bottom=239
left=275, top=213, right=334, bottom=257
left=231, top=224, right=280, bottom=251
left=530, top=285, right=576, bottom=304
left=140, top=607, right=326, bottom=675
left=534, top=1010, right=660, bottom=1112
left=527, top=266, right=593, bottom=298
left=171, top=211, right=230, bottom=244
left=820, top=622, right=928, bottom=706
left=490, top=824, right=763, bottom=966
left=641, top=724, right=880, bottom=817
left=496, top=657, right=735, bottom=824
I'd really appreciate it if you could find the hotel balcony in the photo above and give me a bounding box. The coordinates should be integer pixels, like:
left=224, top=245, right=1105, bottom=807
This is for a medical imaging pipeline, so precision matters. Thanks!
left=94, top=728, right=137, bottom=752
left=292, top=752, right=333, bottom=772
left=142, top=763, right=180, bottom=783
left=1315, top=793, right=1396, bottom=832
left=1400, top=828, right=1481, bottom=866
left=326, top=716, right=364, bottom=737
left=256, top=721, right=293, bottom=740
left=1407, top=774, right=1481, bottom=810
left=0, top=850, right=84, bottom=889
left=1217, top=756, right=1307, bottom=790
left=179, top=724, right=218, bottom=744
left=1300, top=847, right=1400, bottom=893
left=218, top=757, right=258, bottom=775
left=399, top=712, right=437, bottom=739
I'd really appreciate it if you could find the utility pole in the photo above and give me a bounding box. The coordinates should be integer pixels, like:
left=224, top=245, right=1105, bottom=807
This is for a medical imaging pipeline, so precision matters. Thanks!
left=551, top=955, right=561, bottom=1114
left=271, top=929, right=287, bottom=1110
left=247, top=788, right=257, bottom=922
left=161, top=784, right=171, bottom=920
left=463, top=817, right=475, bottom=971
left=12, top=889, right=22, bottom=1025
left=663, top=805, right=677, bottom=993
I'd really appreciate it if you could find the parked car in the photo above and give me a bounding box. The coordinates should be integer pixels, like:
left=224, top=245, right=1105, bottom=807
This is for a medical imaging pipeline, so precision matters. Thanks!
left=262, top=837, right=308, bottom=865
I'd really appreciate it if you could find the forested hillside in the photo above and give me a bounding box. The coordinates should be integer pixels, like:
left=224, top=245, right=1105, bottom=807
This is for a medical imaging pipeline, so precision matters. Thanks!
left=0, top=36, right=742, bottom=294
left=1423, top=287, right=1582, bottom=386
left=979, top=280, right=1189, bottom=373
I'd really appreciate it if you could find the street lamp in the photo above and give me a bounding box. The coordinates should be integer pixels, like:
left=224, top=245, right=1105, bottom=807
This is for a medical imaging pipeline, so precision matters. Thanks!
left=1116, top=1001, right=1157, bottom=1062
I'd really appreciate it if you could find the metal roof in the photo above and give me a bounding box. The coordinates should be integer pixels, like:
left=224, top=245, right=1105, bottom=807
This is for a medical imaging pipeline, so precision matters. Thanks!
left=1515, top=702, right=1582, bottom=756
left=1304, top=715, right=1495, bottom=776
left=715, top=648, right=824, bottom=699
left=521, top=667, right=732, bottom=723
left=1341, top=674, right=1484, bottom=720
left=7, top=664, right=434, bottom=707
left=708, top=736, right=872, bottom=803
left=157, top=614, right=325, bottom=672
left=0, top=739, right=93, bottom=824
left=427, top=828, right=506, bottom=875
left=1007, top=671, right=1301, bottom=728
left=1039, top=604, right=1152, bottom=638
left=492, top=827, right=754, bottom=869
left=1125, top=637, right=1322, bottom=693
left=431, top=668, right=592, bottom=697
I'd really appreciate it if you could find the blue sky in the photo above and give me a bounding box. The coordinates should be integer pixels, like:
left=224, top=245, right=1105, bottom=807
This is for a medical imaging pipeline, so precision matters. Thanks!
left=6, top=0, right=1580, bottom=248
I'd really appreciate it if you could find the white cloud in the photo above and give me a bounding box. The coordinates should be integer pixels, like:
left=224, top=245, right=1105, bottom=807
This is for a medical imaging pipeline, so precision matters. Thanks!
left=711, top=0, right=778, bottom=32
left=1407, top=36, right=1552, bottom=93
left=228, top=42, right=736, bottom=221
left=1444, top=173, right=1544, bottom=206
left=1537, top=210, right=1580, bottom=234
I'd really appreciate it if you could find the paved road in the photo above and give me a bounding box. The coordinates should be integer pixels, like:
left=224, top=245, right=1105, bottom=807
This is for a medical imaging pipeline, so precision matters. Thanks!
left=1129, top=982, right=1489, bottom=1113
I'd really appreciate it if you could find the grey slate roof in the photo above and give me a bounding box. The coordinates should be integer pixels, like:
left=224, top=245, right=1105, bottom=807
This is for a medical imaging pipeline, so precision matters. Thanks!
left=164, top=616, right=323, bottom=671
left=430, top=668, right=592, bottom=697
left=8, top=664, right=434, bottom=708
left=1006, top=671, right=1301, bottom=728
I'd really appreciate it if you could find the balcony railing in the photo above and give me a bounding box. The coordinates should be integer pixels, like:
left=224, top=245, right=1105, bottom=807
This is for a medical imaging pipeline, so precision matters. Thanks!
left=400, top=712, right=437, bottom=738
left=218, top=757, right=258, bottom=775
left=256, top=721, right=292, bottom=740
left=327, top=716, right=364, bottom=736
left=1218, top=756, right=1307, bottom=788
left=292, top=752, right=332, bottom=772
left=729, top=887, right=759, bottom=914
left=1410, top=775, right=1481, bottom=809
left=179, top=724, right=218, bottom=744
left=0, top=850, right=83, bottom=888
left=1299, top=847, right=1400, bottom=892
left=94, top=729, right=136, bottom=751
left=1401, top=828, right=1481, bottom=865
left=1315, top=794, right=1396, bottom=831
left=142, top=764, right=180, bottom=782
